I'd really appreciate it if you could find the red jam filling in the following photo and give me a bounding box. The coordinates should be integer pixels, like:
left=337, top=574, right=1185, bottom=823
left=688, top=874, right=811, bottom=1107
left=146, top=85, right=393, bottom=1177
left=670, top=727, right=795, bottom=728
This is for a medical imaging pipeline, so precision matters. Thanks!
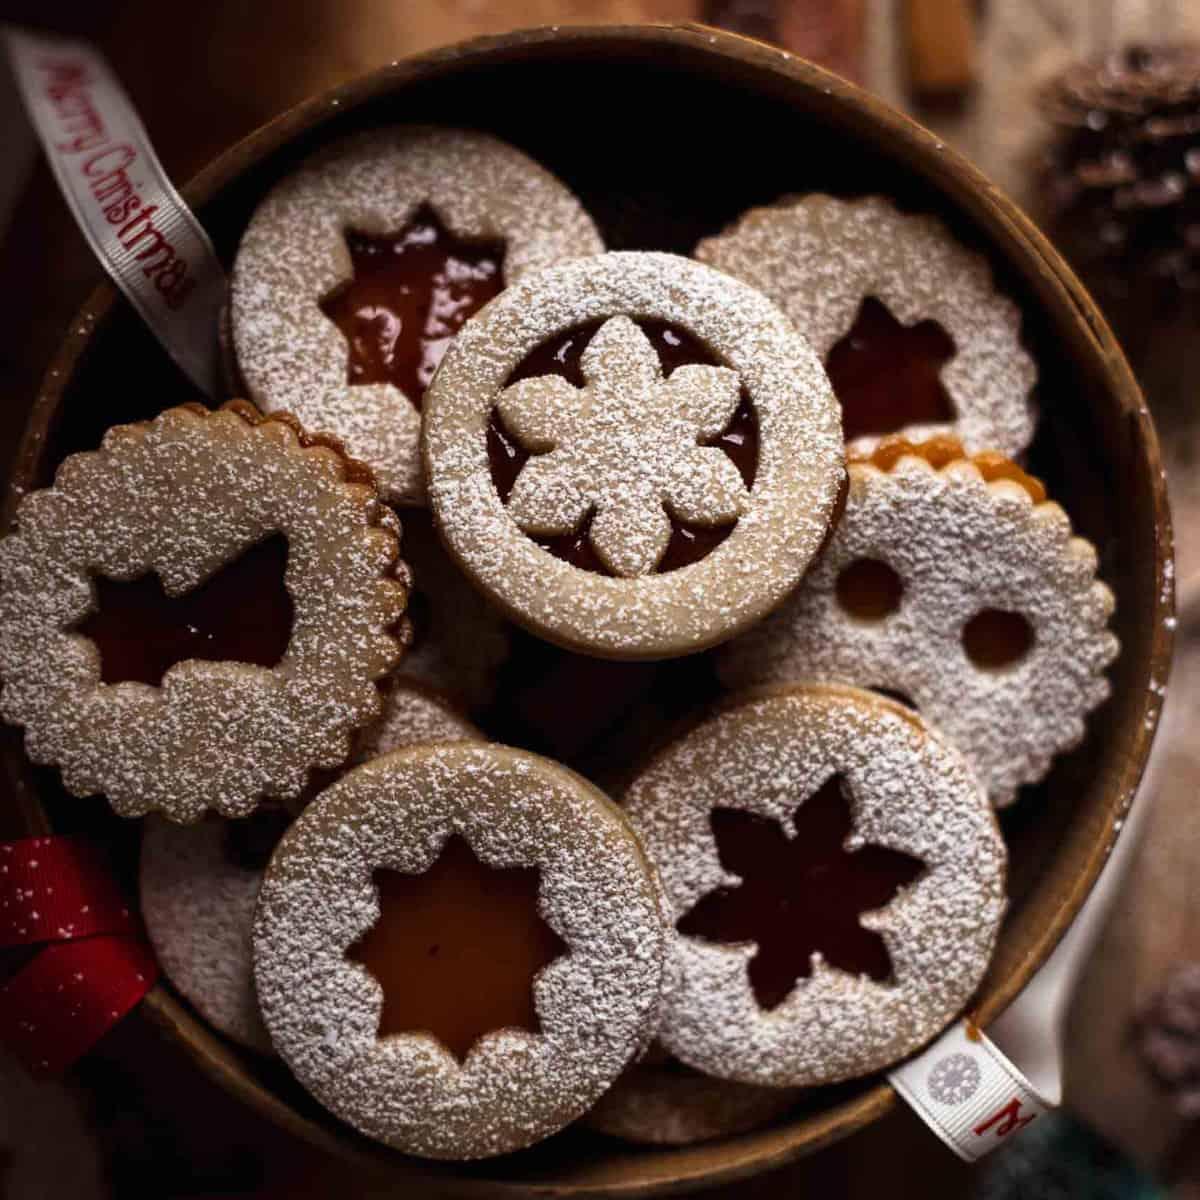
left=77, top=534, right=293, bottom=687
left=345, top=835, right=566, bottom=1062
left=677, top=777, right=925, bottom=1010
left=489, top=319, right=759, bottom=574
left=319, top=207, right=505, bottom=409
left=963, top=608, right=1034, bottom=669
left=825, top=297, right=956, bottom=443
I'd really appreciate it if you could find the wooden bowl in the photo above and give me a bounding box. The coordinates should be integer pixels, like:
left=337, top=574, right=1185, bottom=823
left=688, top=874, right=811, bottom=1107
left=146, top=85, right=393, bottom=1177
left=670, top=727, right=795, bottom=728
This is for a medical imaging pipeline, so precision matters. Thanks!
left=0, top=23, right=1174, bottom=1196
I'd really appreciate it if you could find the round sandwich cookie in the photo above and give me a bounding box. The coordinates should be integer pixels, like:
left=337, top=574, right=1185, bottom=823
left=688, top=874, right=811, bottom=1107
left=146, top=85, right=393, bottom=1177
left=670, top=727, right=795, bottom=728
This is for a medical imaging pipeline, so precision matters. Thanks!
left=141, top=809, right=290, bottom=1055
left=230, top=126, right=605, bottom=505
left=392, top=510, right=511, bottom=712
left=0, top=401, right=408, bottom=822
left=141, top=681, right=479, bottom=1054
left=717, top=436, right=1119, bottom=807
left=252, top=743, right=670, bottom=1159
left=622, top=683, right=1007, bottom=1088
left=585, top=1048, right=801, bottom=1145
left=423, top=250, right=845, bottom=660
left=694, top=193, right=1038, bottom=459
left=354, top=675, right=481, bottom=760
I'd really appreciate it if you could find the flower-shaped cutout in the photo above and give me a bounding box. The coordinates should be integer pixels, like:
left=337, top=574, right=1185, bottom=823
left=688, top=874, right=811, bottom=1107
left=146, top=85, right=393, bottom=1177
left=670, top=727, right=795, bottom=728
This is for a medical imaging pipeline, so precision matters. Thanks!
left=496, top=316, right=750, bottom=577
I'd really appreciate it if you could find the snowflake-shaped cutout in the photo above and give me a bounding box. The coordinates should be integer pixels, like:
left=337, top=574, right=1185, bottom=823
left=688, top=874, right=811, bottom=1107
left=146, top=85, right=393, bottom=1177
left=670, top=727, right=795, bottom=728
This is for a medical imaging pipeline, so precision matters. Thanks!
left=495, top=316, right=750, bottom=577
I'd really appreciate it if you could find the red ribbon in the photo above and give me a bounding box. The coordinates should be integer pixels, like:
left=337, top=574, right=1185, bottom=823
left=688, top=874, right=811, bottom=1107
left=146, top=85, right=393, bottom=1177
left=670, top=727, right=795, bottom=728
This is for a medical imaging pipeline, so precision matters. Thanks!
left=0, top=836, right=158, bottom=1075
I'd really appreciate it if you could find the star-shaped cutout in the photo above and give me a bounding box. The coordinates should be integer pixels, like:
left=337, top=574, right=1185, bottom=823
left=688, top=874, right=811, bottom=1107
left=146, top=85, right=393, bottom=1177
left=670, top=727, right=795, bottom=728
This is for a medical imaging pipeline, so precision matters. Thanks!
left=677, top=776, right=925, bottom=1010
left=346, top=835, right=566, bottom=1062
left=825, top=296, right=956, bottom=442
left=76, top=533, right=293, bottom=687
left=495, top=316, right=750, bottom=577
left=319, top=206, right=505, bottom=410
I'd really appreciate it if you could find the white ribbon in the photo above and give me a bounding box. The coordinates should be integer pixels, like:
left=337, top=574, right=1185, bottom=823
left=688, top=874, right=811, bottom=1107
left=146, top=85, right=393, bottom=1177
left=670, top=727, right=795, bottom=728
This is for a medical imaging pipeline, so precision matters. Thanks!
left=889, top=1020, right=1055, bottom=1161
left=3, top=26, right=225, bottom=397
left=890, top=651, right=1171, bottom=1160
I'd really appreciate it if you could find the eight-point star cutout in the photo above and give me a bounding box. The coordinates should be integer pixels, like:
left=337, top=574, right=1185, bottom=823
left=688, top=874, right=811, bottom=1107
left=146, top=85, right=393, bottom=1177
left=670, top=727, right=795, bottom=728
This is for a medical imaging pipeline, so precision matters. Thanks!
left=677, top=776, right=925, bottom=1010
left=495, top=315, right=750, bottom=577
left=346, top=835, right=566, bottom=1062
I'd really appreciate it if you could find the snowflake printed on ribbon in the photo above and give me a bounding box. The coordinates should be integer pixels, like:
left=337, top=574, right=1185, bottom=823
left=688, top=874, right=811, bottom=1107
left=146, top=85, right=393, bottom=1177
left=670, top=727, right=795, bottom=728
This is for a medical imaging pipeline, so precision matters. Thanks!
left=927, top=1052, right=983, bottom=1106
left=495, top=316, right=750, bottom=577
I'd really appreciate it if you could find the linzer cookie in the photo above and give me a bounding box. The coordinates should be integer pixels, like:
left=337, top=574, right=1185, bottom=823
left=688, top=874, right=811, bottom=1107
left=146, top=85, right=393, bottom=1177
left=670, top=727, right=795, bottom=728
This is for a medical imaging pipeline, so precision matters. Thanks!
left=355, top=677, right=481, bottom=759
left=623, top=684, right=1006, bottom=1088
left=140, top=810, right=289, bottom=1054
left=393, top=511, right=511, bottom=711
left=141, top=683, right=479, bottom=1055
left=586, top=1052, right=801, bottom=1145
left=230, top=126, right=605, bottom=505
left=423, top=251, right=844, bottom=659
left=717, top=436, right=1119, bottom=807
left=0, top=402, right=408, bottom=822
left=694, top=194, right=1037, bottom=458
left=252, top=743, right=669, bottom=1159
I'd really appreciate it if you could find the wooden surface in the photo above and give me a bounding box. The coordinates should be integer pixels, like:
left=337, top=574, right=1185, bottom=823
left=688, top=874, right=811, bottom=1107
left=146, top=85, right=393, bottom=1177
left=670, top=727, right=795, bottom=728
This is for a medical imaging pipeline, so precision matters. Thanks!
left=0, top=1, right=1193, bottom=1196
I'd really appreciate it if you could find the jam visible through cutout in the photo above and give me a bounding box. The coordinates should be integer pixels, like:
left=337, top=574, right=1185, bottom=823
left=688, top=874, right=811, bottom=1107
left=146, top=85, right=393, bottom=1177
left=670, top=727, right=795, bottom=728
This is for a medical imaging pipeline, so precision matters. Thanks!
left=835, top=558, right=904, bottom=620
left=963, top=609, right=1034, bottom=669
left=345, top=835, right=566, bottom=1062
left=77, top=534, right=294, bottom=687
left=825, top=297, right=956, bottom=443
left=855, top=435, right=1047, bottom=503
left=489, top=319, right=759, bottom=575
left=319, top=207, right=505, bottom=409
left=677, top=777, right=924, bottom=1010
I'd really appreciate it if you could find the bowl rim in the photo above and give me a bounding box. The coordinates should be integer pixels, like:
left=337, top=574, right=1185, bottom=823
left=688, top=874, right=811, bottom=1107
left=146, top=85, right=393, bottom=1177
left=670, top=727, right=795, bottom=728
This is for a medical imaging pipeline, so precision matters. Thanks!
left=3, top=21, right=1174, bottom=1196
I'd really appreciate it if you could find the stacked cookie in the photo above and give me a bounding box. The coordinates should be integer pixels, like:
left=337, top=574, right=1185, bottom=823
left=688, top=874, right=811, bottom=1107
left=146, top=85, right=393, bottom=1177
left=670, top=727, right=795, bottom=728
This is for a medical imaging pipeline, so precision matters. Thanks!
left=0, top=126, right=1117, bottom=1160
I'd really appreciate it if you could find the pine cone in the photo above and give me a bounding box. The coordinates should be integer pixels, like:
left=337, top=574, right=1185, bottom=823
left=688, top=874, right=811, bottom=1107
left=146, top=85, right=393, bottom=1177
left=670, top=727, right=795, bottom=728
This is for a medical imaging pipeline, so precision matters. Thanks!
left=1133, top=962, right=1200, bottom=1119
left=1039, top=44, right=1200, bottom=304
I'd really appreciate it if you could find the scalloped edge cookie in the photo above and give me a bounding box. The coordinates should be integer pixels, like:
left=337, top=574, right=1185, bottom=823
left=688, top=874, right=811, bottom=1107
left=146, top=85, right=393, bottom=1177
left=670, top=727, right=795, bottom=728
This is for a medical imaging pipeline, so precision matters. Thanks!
left=0, top=401, right=408, bottom=822
left=717, top=438, right=1118, bottom=806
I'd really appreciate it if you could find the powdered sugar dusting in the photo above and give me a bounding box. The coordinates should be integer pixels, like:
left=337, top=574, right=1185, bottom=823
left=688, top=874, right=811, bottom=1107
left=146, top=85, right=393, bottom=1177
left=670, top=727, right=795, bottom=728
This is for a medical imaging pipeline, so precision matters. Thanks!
left=0, top=403, right=407, bottom=822
left=252, top=743, right=668, bottom=1159
left=140, top=816, right=274, bottom=1054
left=423, top=252, right=844, bottom=659
left=230, top=126, right=605, bottom=505
left=694, top=194, right=1037, bottom=458
left=622, top=684, right=1007, bottom=1088
left=586, top=1055, right=800, bottom=1144
left=498, top=316, right=747, bottom=577
left=392, top=510, right=510, bottom=710
left=356, top=679, right=479, bottom=757
left=717, top=452, right=1119, bottom=806
left=139, top=683, right=480, bottom=1058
